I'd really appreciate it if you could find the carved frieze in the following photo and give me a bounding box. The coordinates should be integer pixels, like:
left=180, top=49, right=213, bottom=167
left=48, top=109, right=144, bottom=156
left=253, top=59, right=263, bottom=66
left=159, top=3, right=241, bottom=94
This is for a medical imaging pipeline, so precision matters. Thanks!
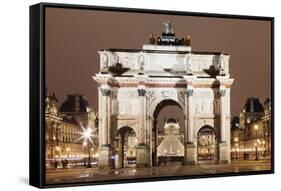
left=193, top=90, right=215, bottom=114
left=185, top=53, right=192, bottom=74
left=108, top=52, right=119, bottom=67
left=138, top=52, right=145, bottom=72
left=118, top=99, right=133, bottom=115
left=189, top=56, right=214, bottom=71
left=98, top=49, right=230, bottom=77
left=115, top=89, right=139, bottom=115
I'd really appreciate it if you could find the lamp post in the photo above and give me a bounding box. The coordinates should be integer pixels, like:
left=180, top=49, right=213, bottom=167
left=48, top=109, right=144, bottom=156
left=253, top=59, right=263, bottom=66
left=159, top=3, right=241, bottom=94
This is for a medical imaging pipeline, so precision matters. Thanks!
left=66, top=147, right=70, bottom=158
left=55, top=146, right=60, bottom=168
left=87, top=142, right=91, bottom=168
left=234, top=137, right=239, bottom=160
left=78, top=125, right=96, bottom=168
left=254, top=124, right=259, bottom=160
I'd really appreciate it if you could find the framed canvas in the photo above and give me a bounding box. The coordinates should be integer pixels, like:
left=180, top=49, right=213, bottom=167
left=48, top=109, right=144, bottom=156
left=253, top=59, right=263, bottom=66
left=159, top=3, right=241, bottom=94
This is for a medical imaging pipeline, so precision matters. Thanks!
left=29, top=2, right=274, bottom=188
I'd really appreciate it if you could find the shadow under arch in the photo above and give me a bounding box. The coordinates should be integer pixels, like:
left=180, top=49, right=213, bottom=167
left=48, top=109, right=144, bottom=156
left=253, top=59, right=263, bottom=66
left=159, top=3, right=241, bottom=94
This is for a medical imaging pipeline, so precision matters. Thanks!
left=115, top=126, right=137, bottom=168
left=153, top=99, right=183, bottom=119
left=151, top=99, right=185, bottom=166
left=197, top=125, right=218, bottom=164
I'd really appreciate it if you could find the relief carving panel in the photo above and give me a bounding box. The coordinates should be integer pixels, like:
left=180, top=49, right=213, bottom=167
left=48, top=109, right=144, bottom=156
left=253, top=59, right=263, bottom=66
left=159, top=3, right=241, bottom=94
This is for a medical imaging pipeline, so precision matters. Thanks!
left=193, top=90, right=215, bottom=114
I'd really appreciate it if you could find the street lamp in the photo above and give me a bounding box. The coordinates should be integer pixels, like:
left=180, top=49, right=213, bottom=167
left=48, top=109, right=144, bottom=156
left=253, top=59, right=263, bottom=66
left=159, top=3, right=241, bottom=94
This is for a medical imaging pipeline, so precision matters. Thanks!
left=66, top=147, right=70, bottom=158
left=78, top=124, right=96, bottom=168
left=234, top=137, right=239, bottom=160
left=254, top=124, right=259, bottom=160
left=55, top=146, right=60, bottom=168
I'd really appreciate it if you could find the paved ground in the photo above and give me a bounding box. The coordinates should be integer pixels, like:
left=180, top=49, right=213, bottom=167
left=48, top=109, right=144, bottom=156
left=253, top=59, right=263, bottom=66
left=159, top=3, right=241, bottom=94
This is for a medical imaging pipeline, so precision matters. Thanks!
left=46, top=160, right=271, bottom=184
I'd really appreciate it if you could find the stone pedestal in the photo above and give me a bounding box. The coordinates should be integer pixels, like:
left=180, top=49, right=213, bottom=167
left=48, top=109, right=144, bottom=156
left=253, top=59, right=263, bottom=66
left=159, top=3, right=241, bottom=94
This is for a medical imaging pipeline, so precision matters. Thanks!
left=98, top=145, right=114, bottom=169
left=136, top=144, right=150, bottom=167
left=183, top=143, right=196, bottom=165
left=219, top=142, right=230, bottom=164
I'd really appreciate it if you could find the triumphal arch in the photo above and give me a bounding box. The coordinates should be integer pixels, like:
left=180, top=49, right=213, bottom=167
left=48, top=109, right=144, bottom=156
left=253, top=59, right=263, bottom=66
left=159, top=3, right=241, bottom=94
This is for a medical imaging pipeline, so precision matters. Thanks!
left=93, top=21, right=234, bottom=169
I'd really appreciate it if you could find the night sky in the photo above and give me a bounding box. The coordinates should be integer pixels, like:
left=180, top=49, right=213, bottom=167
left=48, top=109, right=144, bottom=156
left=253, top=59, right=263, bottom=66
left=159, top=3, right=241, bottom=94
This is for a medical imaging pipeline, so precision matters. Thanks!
left=45, top=7, right=271, bottom=129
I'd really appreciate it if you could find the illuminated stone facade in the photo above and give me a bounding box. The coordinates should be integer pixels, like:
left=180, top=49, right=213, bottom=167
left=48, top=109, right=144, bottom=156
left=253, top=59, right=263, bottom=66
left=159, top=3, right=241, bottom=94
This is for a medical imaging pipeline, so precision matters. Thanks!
left=45, top=94, right=98, bottom=168
left=231, top=98, right=271, bottom=160
left=93, top=22, right=234, bottom=168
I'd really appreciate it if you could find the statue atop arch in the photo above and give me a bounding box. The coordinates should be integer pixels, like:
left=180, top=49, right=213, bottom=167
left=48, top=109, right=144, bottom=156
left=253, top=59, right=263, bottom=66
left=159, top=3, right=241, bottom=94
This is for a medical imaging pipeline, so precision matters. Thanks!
left=163, top=20, right=174, bottom=35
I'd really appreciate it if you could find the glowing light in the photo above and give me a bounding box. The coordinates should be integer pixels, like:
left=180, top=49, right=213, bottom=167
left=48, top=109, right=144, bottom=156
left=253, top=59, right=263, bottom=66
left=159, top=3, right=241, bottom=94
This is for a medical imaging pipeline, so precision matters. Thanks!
left=66, top=148, right=70, bottom=152
left=83, top=141, right=87, bottom=147
left=234, top=137, right=238, bottom=142
left=77, top=122, right=97, bottom=144
left=254, top=124, right=259, bottom=130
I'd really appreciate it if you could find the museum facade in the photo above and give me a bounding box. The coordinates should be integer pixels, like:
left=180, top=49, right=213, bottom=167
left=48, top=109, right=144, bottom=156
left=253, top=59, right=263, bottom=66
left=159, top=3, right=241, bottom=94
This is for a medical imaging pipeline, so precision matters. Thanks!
left=93, top=22, right=234, bottom=168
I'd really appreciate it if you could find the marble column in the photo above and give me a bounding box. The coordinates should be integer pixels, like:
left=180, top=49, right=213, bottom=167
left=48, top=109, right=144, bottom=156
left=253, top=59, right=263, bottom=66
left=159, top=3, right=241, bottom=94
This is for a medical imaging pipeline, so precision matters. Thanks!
left=218, top=88, right=229, bottom=163
left=98, top=88, right=113, bottom=169
left=219, top=89, right=226, bottom=143
left=148, top=116, right=153, bottom=167
left=184, top=88, right=196, bottom=165
left=187, top=89, right=194, bottom=143
left=138, top=89, right=146, bottom=144
left=136, top=88, right=150, bottom=167
left=116, top=134, right=124, bottom=169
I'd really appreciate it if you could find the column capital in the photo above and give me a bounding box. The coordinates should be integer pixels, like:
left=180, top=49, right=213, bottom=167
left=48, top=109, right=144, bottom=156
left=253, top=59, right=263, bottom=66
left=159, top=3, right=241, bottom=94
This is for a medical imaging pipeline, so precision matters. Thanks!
left=219, top=89, right=226, bottom=97
left=187, top=89, right=194, bottom=97
left=101, top=88, right=111, bottom=96
left=138, top=88, right=146, bottom=96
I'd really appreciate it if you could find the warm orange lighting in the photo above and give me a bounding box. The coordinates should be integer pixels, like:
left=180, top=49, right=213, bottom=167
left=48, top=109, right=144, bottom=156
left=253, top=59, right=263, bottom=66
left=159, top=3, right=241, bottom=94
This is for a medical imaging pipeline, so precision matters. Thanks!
left=83, top=141, right=87, bottom=146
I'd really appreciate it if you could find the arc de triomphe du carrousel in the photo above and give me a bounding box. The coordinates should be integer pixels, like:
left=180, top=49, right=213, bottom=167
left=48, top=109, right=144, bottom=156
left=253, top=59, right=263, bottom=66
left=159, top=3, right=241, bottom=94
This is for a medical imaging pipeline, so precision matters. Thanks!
left=93, top=21, right=234, bottom=169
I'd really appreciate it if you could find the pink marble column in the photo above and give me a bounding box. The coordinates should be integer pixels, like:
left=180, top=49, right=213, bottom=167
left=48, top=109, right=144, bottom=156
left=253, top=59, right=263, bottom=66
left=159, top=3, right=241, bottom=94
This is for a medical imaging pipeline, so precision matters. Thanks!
left=187, top=89, right=194, bottom=143
left=219, top=89, right=226, bottom=143
left=138, top=88, right=146, bottom=144
left=101, top=88, right=111, bottom=145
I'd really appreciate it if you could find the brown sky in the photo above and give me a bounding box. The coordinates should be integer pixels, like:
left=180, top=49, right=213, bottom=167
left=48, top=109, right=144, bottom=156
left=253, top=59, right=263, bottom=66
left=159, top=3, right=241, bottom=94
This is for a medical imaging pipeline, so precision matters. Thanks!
left=45, top=7, right=271, bottom=129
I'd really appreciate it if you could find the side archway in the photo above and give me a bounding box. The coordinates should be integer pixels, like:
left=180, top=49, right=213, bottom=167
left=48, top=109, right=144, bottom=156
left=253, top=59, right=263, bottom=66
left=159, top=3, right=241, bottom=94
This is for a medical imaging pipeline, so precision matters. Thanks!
left=197, top=125, right=217, bottom=164
left=115, top=126, right=137, bottom=168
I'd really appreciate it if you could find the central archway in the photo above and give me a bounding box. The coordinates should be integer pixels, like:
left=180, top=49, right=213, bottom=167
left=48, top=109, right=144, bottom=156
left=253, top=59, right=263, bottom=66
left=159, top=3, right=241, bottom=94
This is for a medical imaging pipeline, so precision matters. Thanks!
left=152, top=99, right=185, bottom=166
left=197, top=125, right=217, bottom=164
left=115, top=126, right=137, bottom=168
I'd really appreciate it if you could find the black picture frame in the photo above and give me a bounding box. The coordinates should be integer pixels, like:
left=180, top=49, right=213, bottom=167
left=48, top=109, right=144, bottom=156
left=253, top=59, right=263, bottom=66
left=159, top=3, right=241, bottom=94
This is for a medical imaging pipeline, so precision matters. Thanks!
left=29, top=2, right=274, bottom=188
